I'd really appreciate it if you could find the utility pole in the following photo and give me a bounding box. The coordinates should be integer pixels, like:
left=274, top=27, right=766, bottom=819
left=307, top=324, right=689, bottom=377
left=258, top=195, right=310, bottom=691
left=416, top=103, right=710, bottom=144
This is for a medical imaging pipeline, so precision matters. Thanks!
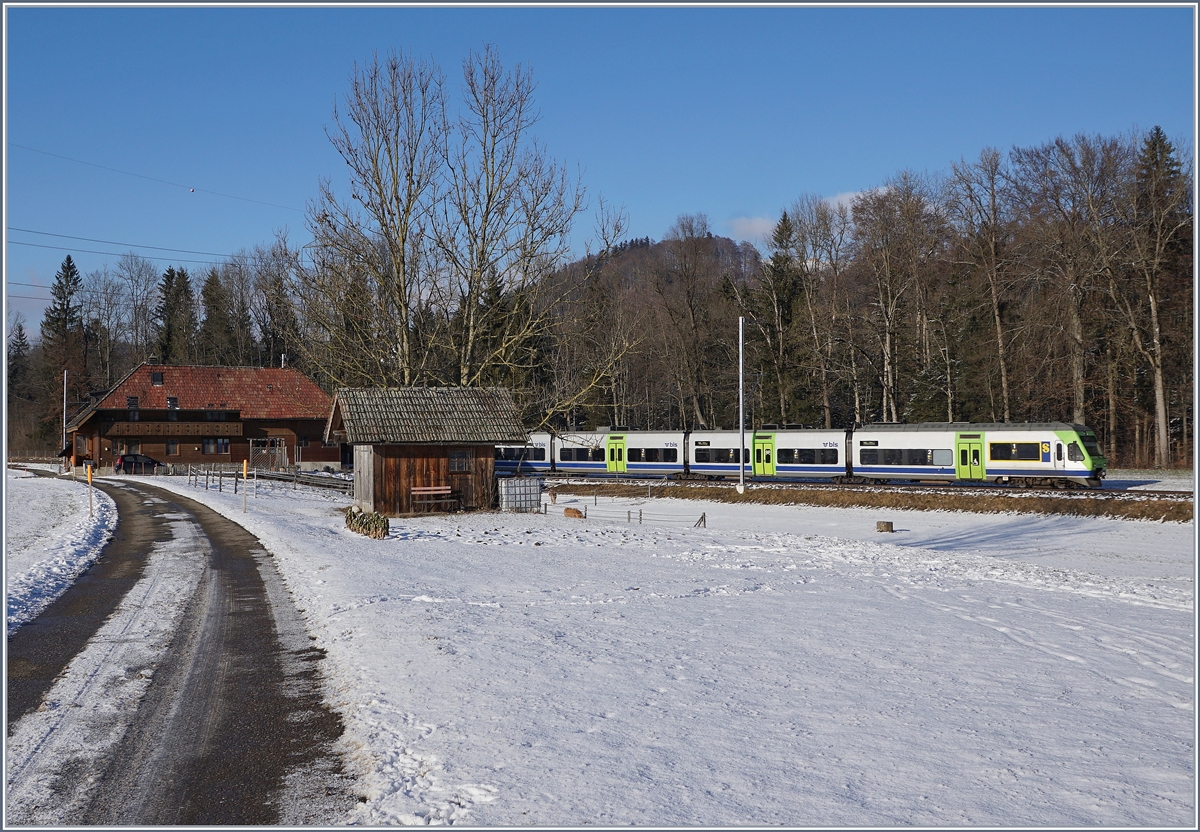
left=62, top=370, right=68, bottom=473
left=737, top=316, right=745, bottom=495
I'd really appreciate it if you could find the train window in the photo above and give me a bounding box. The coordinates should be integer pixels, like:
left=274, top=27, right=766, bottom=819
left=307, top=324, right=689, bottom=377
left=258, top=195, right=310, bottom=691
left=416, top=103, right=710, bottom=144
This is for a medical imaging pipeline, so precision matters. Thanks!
left=932, top=449, right=953, bottom=466
left=713, top=449, right=733, bottom=464
left=797, top=449, right=816, bottom=464
left=560, top=448, right=574, bottom=461
left=972, top=449, right=980, bottom=466
left=1056, top=443, right=1063, bottom=461
left=591, top=448, right=605, bottom=462
left=1080, top=435, right=1102, bottom=457
left=883, top=448, right=903, bottom=465
left=777, top=449, right=794, bottom=464
left=1067, top=442, right=1084, bottom=462
left=695, top=448, right=710, bottom=463
left=532, top=448, right=545, bottom=461
left=644, top=448, right=661, bottom=462
left=609, top=447, right=616, bottom=461
left=663, top=449, right=677, bottom=463
left=960, top=449, right=968, bottom=466
left=904, top=449, right=931, bottom=466
left=820, top=449, right=839, bottom=465
left=860, top=449, right=879, bottom=465
left=755, top=448, right=762, bottom=464
left=990, top=442, right=1040, bottom=461
left=628, top=448, right=644, bottom=462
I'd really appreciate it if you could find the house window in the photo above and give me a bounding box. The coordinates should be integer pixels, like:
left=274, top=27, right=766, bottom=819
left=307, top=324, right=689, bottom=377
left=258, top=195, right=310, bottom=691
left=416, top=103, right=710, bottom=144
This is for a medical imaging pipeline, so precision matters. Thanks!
left=127, top=396, right=139, bottom=421
left=166, top=440, right=180, bottom=456
left=449, top=450, right=472, bottom=472
left=206, top=410, right=227, bottom=421
left=203, top=437, right=230, bottom=454
left=297, top=435, right=310, bottom=447
left=151, top=372, right=163, bottom=386
left=75, top=435, right=88, bottom=455
left=167, top=397, right=179, bottom=420
left=117, top=439, right=141, bottom=455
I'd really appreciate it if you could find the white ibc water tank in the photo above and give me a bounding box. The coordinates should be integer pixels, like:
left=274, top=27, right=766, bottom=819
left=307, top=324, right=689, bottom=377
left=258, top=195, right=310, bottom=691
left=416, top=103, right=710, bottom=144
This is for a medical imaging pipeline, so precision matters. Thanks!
left=498, top=476, right=544, bottom=512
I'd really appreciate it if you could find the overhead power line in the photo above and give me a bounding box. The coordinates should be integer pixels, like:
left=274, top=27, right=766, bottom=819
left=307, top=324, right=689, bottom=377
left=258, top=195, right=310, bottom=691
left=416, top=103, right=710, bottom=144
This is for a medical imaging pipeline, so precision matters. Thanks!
left=8, top=227, right=236, bottom=257
left=9, top=239, right=227, bottom=267
left=8, top=142, right=304, bottom=214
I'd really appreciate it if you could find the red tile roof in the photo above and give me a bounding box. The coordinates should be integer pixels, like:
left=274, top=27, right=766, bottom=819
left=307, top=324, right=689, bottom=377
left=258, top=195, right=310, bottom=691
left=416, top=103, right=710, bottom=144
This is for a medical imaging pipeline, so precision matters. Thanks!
left=84, top=364, right=331, bottom=421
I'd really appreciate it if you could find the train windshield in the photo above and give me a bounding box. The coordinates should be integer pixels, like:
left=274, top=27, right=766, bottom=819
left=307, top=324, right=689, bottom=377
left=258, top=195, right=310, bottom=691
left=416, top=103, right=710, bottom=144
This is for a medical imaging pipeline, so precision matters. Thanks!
left=1079, top=433, right=1104, bottom=460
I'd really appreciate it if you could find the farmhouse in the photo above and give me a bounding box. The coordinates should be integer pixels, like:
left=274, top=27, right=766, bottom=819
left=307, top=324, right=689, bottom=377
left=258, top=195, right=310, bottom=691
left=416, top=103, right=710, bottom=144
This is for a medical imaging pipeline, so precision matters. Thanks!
left=66, top=362, right=340, bottom=471
left=325, top=386, right=527, bottom=514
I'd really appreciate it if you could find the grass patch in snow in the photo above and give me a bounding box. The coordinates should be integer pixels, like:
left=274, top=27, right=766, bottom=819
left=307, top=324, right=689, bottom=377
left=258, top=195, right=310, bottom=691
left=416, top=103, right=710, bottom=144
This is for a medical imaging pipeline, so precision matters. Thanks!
left=549, top=482, right=1193, bottom=523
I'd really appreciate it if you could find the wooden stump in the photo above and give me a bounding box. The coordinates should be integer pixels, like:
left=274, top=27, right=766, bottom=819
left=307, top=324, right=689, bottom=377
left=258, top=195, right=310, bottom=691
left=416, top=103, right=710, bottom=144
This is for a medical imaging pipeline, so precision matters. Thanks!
left=876, top=521, right=894, bottom=533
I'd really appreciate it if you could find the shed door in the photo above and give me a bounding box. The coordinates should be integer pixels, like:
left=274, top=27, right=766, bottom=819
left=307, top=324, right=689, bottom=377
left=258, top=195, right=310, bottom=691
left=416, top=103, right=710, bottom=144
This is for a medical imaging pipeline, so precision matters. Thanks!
left=353, top=445, right=374, bottom=510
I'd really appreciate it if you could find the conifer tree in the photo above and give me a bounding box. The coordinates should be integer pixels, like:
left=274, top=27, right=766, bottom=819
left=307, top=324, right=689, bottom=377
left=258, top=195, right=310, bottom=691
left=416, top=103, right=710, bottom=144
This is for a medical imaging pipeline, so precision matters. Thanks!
left=197, top=268, right=236, bottom=365
left=37, top=255, right=91, bottom=440
left=7, top=320, right=32, bottom=405
left=155, top=266, right=197, bottom=364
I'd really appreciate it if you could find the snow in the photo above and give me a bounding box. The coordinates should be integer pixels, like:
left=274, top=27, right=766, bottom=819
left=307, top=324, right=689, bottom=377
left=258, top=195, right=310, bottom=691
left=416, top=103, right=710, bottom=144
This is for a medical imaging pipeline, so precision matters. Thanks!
left=5, top=468, right=1195, bottom=826
left=5, top=466, right=118, bottom=636
left=1104, top=468, right=1194, bottom=492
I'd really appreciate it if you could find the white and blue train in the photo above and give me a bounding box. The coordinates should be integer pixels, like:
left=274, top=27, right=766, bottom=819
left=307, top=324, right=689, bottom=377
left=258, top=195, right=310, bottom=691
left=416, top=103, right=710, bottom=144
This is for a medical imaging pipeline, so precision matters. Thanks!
left=495, top=422, right=1108, bottom=489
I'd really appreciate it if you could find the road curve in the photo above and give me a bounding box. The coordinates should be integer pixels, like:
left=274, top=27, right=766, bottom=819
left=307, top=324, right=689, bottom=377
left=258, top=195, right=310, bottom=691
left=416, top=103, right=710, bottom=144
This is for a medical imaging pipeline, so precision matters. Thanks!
left=5, top=476, right=357, bottom=825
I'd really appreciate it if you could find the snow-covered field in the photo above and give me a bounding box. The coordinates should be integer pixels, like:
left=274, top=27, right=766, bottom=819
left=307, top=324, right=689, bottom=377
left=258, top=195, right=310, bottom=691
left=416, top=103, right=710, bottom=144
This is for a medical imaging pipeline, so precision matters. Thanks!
left=5, top=468, right=1195, bottom=826
left=5, top=466, right=117, bottom=636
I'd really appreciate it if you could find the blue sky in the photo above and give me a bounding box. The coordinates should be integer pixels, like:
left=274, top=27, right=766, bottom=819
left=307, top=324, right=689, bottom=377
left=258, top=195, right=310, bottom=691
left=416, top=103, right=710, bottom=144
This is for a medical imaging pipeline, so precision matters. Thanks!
left=4, top=4, right=1195, bottom=330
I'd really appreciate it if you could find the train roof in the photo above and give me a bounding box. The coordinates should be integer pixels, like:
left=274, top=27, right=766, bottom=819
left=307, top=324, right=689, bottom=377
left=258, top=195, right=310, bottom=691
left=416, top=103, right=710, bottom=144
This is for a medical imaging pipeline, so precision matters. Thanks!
left=853, top=421, right=1093, bottom=432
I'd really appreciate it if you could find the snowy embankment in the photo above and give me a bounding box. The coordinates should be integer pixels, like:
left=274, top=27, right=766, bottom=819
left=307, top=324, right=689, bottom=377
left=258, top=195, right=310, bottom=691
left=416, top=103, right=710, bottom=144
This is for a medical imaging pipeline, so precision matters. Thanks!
left=118, top=472, right=1195, bottom=827
left=5, top=466, right=118, bottom=635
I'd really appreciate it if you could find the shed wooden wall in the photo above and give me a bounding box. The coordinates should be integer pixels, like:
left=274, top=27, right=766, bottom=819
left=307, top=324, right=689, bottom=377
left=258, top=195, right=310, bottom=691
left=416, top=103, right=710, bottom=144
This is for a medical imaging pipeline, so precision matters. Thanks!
left=371, top=445, right=496, bottom=515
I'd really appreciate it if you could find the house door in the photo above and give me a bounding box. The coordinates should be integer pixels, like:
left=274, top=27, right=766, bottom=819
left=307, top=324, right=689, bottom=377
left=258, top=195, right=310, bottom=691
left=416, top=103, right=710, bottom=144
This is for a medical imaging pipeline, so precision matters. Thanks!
left=955, top=436, right=985, bottom=481
left=753, top=435, right=775, bottom=477
left=606, top=434, right=627, bottom=474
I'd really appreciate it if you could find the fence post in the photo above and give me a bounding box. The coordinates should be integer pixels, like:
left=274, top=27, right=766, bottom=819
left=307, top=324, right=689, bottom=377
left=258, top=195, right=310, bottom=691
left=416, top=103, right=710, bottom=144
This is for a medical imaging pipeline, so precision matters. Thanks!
left=219, top=469, right=223, bottom=492
left=639, top=509, right=642, bottom=524
left=205, top=467, right=210, bottom=490
left=627, top=510, right=631, bottom=523
left=254, top=467, right=258, bottom=498
left=694, top=512, right=706, bottom=528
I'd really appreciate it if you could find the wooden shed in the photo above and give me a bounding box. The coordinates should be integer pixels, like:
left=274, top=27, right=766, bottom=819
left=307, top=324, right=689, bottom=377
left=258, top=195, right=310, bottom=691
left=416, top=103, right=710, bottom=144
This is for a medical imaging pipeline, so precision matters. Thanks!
left=325, top=387, right=528, bottom=515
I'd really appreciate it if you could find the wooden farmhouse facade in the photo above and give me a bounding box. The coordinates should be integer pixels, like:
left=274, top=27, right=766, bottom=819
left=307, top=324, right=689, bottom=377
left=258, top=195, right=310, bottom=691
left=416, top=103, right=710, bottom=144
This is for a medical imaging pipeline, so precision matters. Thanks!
left=325, top=387, right=527, bottom=515
left=66, top=362, right=340, bottom=471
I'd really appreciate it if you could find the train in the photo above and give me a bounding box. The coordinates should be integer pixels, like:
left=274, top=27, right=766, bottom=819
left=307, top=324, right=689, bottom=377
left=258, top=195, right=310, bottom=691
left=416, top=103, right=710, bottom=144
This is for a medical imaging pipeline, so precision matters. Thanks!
left=494, top=422, right=1108, bottom=489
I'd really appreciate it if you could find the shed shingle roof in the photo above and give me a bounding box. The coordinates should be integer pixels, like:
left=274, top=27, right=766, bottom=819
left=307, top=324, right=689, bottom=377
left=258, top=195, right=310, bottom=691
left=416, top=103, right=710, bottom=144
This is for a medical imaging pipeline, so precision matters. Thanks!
left=326, top=387, right=528, bottom=445
left=68, top=363, right=331, bottom=429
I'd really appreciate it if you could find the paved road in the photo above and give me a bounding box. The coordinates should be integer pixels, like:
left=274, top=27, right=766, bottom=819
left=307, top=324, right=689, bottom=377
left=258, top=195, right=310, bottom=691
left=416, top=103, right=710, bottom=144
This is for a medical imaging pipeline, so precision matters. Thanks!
left=6, top=475, right=356, bottom=824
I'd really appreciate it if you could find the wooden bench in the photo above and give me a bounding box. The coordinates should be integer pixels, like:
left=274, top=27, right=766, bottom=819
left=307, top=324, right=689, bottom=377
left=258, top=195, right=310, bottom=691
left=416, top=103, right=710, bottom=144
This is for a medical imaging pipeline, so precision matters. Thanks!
left=411, top=485, right=459, bottom=510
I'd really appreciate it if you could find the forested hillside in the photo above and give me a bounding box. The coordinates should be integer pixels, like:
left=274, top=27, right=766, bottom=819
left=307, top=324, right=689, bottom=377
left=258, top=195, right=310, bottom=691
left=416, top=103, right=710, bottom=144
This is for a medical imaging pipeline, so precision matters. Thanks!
left=9, top=50, right=1191, bottom=469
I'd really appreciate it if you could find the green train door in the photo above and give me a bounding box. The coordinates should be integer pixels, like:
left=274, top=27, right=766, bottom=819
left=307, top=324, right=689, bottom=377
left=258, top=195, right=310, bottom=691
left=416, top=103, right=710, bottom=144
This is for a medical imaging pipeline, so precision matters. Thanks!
left=606, top=434, right=627, bottom=474
left=955, top=433, right=985, bottom=481
left=753, top=435, right=775, bottom=477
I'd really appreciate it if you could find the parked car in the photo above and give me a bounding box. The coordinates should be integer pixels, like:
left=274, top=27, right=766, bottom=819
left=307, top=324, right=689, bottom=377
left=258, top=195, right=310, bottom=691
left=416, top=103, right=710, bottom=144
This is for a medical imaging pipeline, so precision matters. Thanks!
left=115, top=454, right=164, bottom=475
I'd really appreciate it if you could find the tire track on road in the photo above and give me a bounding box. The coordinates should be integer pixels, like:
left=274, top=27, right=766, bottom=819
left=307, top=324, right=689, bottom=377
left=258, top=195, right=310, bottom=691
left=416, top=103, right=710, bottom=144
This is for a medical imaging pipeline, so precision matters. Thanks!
left=5, top=478, right=356, bottom=824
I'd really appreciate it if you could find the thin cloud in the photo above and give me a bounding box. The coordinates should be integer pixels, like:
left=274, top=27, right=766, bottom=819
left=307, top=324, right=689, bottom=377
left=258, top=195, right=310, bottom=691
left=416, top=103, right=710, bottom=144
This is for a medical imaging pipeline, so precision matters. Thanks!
left=728, top=216, right=776, bottom=242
